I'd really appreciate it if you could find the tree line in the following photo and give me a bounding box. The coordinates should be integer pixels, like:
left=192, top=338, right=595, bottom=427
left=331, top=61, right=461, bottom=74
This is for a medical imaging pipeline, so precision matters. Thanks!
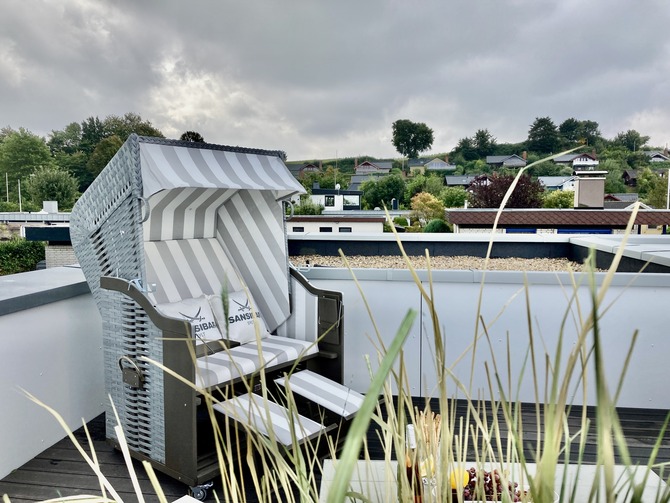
left=0, top=114, right=209, bottom=212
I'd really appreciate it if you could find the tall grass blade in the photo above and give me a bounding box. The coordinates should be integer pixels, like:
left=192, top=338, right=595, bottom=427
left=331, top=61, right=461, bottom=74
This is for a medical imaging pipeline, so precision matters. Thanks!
left=327, top=309, right=417, bottom=503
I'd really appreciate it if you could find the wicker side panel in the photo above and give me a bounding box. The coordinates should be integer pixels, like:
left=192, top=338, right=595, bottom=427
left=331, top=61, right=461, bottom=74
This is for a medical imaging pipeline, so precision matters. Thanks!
left=102, top=288, right=166, bottom=463
left=70, top=134, right=145, bottom=303
left=71, top=135, right=166, bottom=461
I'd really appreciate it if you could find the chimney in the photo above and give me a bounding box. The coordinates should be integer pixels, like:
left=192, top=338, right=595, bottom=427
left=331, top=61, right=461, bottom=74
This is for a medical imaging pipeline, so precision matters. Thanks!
left=444, top=155, right=449, bottom=163
left=312, top=182, right=320, bottom=190
left=319, top=160, right=322, bottom=170
left=591, top=148, right=597, bottom=158
left=354, top=157, right=358, bottom=169
left=522, top=151, right=527, bottom=160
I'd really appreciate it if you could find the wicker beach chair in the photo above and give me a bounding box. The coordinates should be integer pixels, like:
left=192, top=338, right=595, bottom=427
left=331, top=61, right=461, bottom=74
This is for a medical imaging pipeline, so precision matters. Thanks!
left=70, top=135, right=361, bottom=498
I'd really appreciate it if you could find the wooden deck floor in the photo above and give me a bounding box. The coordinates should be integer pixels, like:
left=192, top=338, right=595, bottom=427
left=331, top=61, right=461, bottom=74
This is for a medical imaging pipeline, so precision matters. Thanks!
left=2, top=401, right=669, bottom=502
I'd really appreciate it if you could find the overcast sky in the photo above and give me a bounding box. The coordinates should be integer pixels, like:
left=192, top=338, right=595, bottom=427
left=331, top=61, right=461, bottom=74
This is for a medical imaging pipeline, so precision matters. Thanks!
left=1, top=0, right=669, bottom=160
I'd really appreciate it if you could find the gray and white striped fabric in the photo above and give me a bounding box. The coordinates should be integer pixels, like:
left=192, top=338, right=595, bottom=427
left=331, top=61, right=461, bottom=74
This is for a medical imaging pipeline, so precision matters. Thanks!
left=275, top=274, right=319, bottom=342
left=216, top=190, right=290, bottom=332
left=213, top=392, right=324, bottom=446
left=143, top=188, right=235, bottom=242
left=275, top=370, right=364, bottom=420
left=196, top=336, right=318, bottom=389
left=144, top=238, right=243, bottom=305
left=139, top=142, right=304, bottom=200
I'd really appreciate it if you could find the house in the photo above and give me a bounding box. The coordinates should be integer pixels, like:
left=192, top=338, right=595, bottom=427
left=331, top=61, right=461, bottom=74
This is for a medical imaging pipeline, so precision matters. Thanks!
left=286, top=162, right=321, bottom=179
left=444, top=175, right=477, bottom=188
left=348, top=173, right=388, bottom=191
left=604, top=193, right=645, bottom=210
left=445, top=208, right=670, bottom=235
left=407, top=156, right=457, bottom=175
left=287, top=214, right=386, bottom=234
left=622, top=169, right=638, bottom=187
left=538, top=176, right=577, bottom=191
left=309, top=184, right=363, bottom=211
left=554, top=152, right=599, bottom=170
left=486, top=154, right=527, bottom=169
left=354, top=160, right=392, bottom=174
left=645, top=150, right=670, bottom=163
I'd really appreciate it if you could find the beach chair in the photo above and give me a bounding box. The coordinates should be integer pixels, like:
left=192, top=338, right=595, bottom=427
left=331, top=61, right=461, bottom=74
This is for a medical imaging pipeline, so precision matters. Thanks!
left=70, top=135, right=362, bottom=498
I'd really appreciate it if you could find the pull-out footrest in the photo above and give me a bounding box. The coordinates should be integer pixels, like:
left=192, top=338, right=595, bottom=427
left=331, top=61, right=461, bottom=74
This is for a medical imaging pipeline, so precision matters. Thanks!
left=275, top=370, right=364, bottom=420
left=213, top=392, right=327, bottom=446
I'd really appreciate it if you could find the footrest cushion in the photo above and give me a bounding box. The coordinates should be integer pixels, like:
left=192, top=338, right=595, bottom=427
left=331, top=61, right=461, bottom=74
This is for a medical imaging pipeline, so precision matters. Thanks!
left=275, top=369, right=364, bottom=420
left=213, top=392, right=325, bottom=446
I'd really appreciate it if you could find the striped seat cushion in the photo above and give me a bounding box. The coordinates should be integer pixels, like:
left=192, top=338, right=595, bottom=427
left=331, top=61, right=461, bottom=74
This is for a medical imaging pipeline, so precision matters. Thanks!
left=212, top=393, right=325, bottom=446
left=195, top=336, right=318, bottom=389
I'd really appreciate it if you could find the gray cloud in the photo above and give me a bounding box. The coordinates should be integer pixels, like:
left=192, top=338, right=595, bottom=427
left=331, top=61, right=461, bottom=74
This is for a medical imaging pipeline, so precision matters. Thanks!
left=1, top=0, right=668, bottom=159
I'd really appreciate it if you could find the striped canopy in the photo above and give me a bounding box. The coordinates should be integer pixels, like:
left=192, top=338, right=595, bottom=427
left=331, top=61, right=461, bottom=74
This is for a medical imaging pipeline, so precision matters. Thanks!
left=138, top=138, right=305, bottom=200
left=131, top=137, right=303, bottom=331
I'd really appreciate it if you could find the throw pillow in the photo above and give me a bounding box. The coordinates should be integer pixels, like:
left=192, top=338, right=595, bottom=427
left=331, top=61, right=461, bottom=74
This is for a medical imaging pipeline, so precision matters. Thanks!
left=208, top=290, right=270, bottom=344
left=156, top=296, right=222, bottom=346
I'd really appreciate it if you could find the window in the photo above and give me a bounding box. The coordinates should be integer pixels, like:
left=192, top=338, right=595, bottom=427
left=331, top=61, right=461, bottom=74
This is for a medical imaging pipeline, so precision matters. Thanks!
left=339, top=227, right=352, bottom=233
left=292, top=226, right=304, bottom=232
left=325, top=195, right=335, bottom=207
left=319, top=227, right=333, bottom=232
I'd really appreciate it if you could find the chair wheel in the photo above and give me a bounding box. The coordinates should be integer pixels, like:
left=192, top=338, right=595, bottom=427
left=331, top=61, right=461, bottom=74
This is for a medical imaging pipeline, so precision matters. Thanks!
left=189, top=483, right=211, bottom=501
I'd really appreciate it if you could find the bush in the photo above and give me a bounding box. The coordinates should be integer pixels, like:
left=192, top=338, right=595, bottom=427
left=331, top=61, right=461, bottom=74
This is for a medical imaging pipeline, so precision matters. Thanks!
left=0, top=201, right=40, bottom=212
left=0, top=238, right=45, bottom=275
left=393, top=216, right=408, bottom=227
left=423, top=219, right=451, bottom=233
left=291, top=198, right=324, bottom=215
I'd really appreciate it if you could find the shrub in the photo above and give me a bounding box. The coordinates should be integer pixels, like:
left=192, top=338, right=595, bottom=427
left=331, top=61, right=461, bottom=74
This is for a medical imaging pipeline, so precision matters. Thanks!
left=0, top=201, right=40, bottom=212
left=0, top=238, right=45, bottom=275
left=393, top=216, right=408, bottom=227
left=423, top=218, right=451, bottom=233
left=291, top=198, right=323, bottom=215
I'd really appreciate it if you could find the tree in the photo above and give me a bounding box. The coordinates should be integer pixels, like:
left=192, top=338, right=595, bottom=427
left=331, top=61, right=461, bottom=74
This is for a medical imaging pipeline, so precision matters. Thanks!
left=391, top=119, right=434, bottom=159
left=360, top=174, right=406, bottom=210
left=0, top=128, right=53, bottom=200
left=473, top=129, right=497, bottom=157
left=86, top=135, right=123, bottom=178
left=527, top=117, right=560, bottom=154
left=410, top=192, right=445, bottom=226
left=47, top=122, right=82, bottom=155
left=600, top=159, right=627, bottom=194
left=613, top=130, right=650, bottom=152
left=24, top=166, right=79, bottom=210
left=103, top=112, right=164, bottom=140
left=559, top=118, right=601, bottom=147
left=299, top=166, right=343, bottom=192
left=645, top=176, right=668, bottom=209
left=80, top=116, right=106, bottom=155
left=637, top=167, right=658, bottom=198
left=468, top=173, right=544, bottom=208
left=441, top=186, right=468, bottom=208
left=452, top=137, right=478, bottom=161
left=180, top=131, right=205, bottom=142
left=543, top=190, right=575, bottom=208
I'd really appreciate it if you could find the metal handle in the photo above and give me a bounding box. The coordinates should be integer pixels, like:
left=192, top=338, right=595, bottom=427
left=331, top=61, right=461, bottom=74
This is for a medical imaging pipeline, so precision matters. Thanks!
left=283, top=200, right=295, bottom=221
left=119, top=356, right=144, bottom=388
left=138, top=196, right=150, bottom=223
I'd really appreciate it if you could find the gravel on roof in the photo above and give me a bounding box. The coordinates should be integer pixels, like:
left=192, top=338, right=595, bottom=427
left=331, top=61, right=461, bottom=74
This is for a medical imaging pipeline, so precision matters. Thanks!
left=290, top=255, right=600, bottom=272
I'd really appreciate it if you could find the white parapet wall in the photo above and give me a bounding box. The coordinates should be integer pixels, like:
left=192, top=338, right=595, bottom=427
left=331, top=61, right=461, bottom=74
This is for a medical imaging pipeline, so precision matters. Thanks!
left=299, top=265, right=669, bottom=410
left=0, top=267, right=104, bottom=480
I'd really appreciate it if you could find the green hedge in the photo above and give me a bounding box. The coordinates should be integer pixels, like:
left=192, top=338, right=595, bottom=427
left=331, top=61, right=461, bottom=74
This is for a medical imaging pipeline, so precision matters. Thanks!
left=0, top=239, right=46, bottom=275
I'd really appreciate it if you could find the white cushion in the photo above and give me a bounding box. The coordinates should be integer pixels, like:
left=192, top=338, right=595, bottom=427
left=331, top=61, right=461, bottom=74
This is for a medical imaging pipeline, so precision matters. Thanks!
left=156, top=296, right=222, bottom=346
left=208, top=290, right=271, bottom=344
left=196, top=336, right=319, bottom=389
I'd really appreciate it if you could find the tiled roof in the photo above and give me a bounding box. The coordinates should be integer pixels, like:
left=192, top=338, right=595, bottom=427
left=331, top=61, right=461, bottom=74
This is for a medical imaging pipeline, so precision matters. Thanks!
left=445, top=209, right=670, bottom=227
